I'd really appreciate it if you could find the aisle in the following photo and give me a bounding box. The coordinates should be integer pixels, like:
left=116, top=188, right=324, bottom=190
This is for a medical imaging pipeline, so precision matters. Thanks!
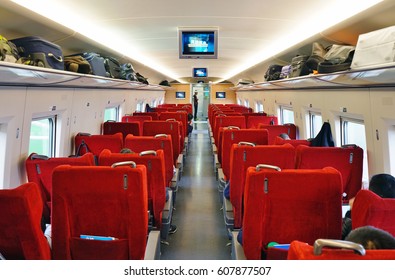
left=160, top=121, right=231, bottom=260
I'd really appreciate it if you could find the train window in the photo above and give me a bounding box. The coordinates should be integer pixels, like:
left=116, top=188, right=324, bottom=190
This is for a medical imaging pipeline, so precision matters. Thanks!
left=307, top=111, right=323, bottom=138
left=237, top=98, right=241, bottom=105
left=104, top=106, right=119, bottom=122
left=244, top=99, right=249, bottom=108
left=29, top=117, right=56, bottom=157
left=255, top=102, right=264, bottom=113
left=340, top=117, right=368, bottom=185
left=280, top=106, right=295, bottom=124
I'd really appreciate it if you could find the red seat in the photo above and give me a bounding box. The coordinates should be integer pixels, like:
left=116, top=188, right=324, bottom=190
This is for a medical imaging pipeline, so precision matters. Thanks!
left=74, top=132, right=123, bottom=157
left=246, top=116, right=278, bottom=128
left=0, top=182, right=51, bottom=259
left=159, top=111, right=189, bottom=137
left=213, top=116, right=246, bottom=146
left=288, top=239, right=395, bottom=260
left=102, top=121, right=140, bottom=139
left=257, top=124, right=297, bottom=144
left=143, top=120, right=182, bottom=166
left=352, top=190, right=395, bottom=235
left=25, top=152, right=95, bottom=223
left=51, top=164, right=148, bottom=260
left=98, top=149, right=167, bottom=230
left=243, top=167, right=343, bottom=259
left=124, top=134, right=174, bottom=187
left=121, top=115, right=152, bottom=135
left=229, top=143, right=296, bottom=228
left=295, top=144, right=363, bottom=201
left=220, top=129, right=269, bottom=180
left=133, top=112, right=159, bottom=120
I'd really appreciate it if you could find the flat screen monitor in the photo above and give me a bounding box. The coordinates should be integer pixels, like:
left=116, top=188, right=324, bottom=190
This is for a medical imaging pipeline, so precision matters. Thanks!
left=179, top=28, right=218, bottom=59
left=216, top=92, right=226, bottom=99
left=176, top=91, right=186, bottom=99
left=193, top=67, right=207, bottom=78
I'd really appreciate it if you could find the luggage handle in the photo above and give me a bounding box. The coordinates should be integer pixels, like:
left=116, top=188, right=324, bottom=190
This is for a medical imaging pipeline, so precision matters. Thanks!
left=256, top=164, right=281, bottom=172
left=111, top=161, right=137, bottom=168
left=48, top=52, right=63, bottom=63
left=139, top=150, right=157, bottom=156
left=313, top=239, right=365, bottom=256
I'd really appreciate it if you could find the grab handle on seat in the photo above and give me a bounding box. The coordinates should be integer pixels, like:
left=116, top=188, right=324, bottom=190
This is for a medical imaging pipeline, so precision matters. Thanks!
left=313, top=239, right=365, bottom=256
left=140, top=150, right=157, bottom=156
left=111, top=161, right=137, bottom=168
left=256, top=164, right=281, bottom=172
left=238, top=141, right=255, bottom=147
left=155, top=134, right=168, bottom=138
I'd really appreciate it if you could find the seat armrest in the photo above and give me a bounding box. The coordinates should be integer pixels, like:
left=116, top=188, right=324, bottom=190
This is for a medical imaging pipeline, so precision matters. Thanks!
left=144, top=230, right=161, bottom=260
left=231, top=231, right=246, bottom=260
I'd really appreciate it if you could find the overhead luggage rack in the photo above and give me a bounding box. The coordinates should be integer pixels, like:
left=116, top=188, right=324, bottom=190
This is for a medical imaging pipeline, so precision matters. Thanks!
left=0, top=61, right=165, bottom=90
left=234, top=65, right=395, bottom=91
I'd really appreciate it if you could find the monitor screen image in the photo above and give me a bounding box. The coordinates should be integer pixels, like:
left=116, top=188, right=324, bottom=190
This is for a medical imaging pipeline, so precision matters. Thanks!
left=179, top=29, right=218, bottom=59
left=193, top=68, right=207, bottom=77
left=216, top=92, right=226, bottom=99
left=176, top=91, right=186, bottom=99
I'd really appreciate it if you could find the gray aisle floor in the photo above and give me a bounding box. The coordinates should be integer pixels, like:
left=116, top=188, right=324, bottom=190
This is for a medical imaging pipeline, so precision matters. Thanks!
left=160, top=121, right=231, bottom=260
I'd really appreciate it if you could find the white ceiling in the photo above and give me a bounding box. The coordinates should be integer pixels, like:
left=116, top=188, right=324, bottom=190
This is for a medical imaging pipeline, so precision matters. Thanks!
left=1, top=0, right=395, bottom=84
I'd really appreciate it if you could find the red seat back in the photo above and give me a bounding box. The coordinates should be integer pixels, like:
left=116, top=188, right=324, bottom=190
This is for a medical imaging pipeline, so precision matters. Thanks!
left=0, top=183, right=51, bottom=259
left=243, top=167, right=343, bottom=259
left=102, top=121, right=140, bottom=138
left=247, top=116, right=278, bottom=128
left=143, top=121, right=181, bottom=165
left=295, top=145, right=363, bottom=201
left=352, top=190, right=395, bottom=235
left=257, top=124, right=297, bottom=144
left=124, top=134, right=174, bottom=186
left=213, top=116, right=246, bottom=145
left=133, top=112, right=159, bottom=120
left=25, top=153, right=95, bottom=223
left=229, top=143, right=296, bottom=228
left=159, top=111, right=189, bottom=137
left=98, top=149, right=166, bottom=228
left=220, top=129, right=269, bottom=179
left=122, top=115, right=152, bottom=135
left=74, top=133, right=123, bottom=156
left=52, top=164, right=148, bottom=260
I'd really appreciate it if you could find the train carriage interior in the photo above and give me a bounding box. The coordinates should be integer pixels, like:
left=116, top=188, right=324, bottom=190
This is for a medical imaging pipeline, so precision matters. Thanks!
left=2, top=0, right=395, bottom=273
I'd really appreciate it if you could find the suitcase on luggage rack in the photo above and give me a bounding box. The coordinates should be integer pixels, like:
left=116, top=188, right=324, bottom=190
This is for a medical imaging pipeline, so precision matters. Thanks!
left=11, top=36, right=64, bottom=70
